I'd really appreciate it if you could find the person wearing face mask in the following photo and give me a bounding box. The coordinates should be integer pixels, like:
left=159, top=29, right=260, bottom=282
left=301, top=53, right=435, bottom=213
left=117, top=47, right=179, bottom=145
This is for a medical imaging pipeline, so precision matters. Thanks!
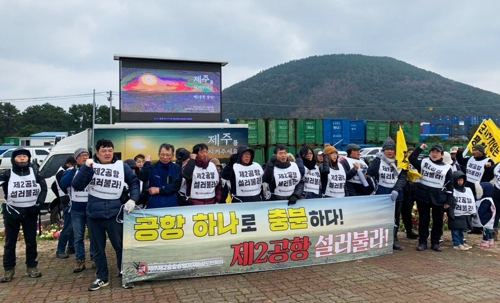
left=1, top=148, right=47, bottom=282
left=409, top=144, right=453, bottom=252
left=221, top=145, right=263, bottom=203
left=367, top=138, right=408, bottom=251
left=296, top=146, right=321, bottom=199
left=182, top=143, right=221, bottom=205
left=320, top=144, right=349, bottom=198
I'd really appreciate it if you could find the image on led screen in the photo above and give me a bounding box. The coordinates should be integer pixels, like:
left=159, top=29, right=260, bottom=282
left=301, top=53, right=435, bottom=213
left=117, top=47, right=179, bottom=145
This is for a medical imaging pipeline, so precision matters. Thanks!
left=120, top=68, right=221, bottom=114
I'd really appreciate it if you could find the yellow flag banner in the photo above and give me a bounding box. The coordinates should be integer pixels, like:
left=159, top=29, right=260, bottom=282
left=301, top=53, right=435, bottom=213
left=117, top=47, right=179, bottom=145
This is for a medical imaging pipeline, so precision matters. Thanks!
left=467, top=119, right=500, bottom=163
left=395, top=125, right=409, bottom=170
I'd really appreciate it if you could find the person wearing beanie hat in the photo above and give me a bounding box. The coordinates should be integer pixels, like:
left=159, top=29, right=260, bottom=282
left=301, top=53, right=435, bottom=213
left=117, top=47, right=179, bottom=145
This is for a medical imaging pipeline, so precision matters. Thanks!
left=319, top=144, right=347, bottom=199
left=456, top=143, right=494, bottom=198
left=220, top=145, right=263, bottom=203
left=295, top=146, right=321, bottom=199
left=74, top=147, right=89, bottom=160
left=381, top=137, right=396, bottom=151
left=0, top=148, right=47, bottom=282
left=367, top=138, right=407, bottom=251
left=59, top=147, right=94, bottom=275
left=409, top=143, right=454, bottom=252
left=340, top=143, right=371, bottom=196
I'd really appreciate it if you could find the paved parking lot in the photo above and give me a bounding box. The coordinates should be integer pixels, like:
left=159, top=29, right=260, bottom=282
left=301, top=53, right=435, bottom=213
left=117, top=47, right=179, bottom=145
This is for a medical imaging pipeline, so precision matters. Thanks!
left=1, top=232, right=500, bottom=303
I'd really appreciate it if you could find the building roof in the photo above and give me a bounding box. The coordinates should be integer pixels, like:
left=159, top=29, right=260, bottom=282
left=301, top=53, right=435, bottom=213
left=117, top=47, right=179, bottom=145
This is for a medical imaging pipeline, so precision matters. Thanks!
left=30, top=132, right=68, bottom=137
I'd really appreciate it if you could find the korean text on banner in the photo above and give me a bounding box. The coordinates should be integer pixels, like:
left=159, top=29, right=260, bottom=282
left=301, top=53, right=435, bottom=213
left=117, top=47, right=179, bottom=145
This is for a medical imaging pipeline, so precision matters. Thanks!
left=467, top=119, right=500, bottom=162
left=121, top=195, right=394, bottom=284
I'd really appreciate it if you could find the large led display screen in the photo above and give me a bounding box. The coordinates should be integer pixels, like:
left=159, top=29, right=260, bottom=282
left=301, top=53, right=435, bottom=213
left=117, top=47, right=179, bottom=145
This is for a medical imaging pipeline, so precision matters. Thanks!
left=118, top=57, right=224, bottom=122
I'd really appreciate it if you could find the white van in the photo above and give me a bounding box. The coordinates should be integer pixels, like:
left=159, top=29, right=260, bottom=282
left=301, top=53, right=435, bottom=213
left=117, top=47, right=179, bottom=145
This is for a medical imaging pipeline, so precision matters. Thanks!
left=0, top=147, right=52, bottom=171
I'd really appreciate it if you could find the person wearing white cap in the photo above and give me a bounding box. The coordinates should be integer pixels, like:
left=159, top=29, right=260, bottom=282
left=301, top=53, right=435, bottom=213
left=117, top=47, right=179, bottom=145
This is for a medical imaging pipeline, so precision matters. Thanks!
left=449, top=146, right=463, bottom=172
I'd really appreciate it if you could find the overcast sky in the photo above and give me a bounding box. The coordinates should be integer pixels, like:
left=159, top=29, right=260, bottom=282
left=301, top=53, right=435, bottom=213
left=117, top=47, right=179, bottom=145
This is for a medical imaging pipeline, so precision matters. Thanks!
left=1, top=0, right=499, bottom=111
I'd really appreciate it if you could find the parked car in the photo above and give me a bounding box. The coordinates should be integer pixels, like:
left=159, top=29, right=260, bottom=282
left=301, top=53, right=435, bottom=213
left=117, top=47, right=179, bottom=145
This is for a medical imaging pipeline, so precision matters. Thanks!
left=359, top=147, right=382, bottom=164
left=0, top=147, right=52, bottom=171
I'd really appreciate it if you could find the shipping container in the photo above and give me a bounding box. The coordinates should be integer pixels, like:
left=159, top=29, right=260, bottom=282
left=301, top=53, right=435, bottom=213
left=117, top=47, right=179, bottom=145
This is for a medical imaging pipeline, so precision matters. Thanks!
left=323, top=118, right=350, bottom=146
left=452, top=115, right=459, bottom=125
left=3, top=137, right=19, bottom=145
left=296, top=119, right=323, bottom=146
left=267, top=119, right=295, bottom=145
left=421, top=123, right=431, bottom=134
left=349, top=120, right=366, bottom=144
left=430, top=124, right=437, bottom=133
left=236, top=119, right=266, bottom=145
left=250, top=146, right=265, bottom=165
left=436, top=125, right=451, bottom=134
left=365, top=121, right=390, bottom=143
left=389, top=121, right=420, bottom=144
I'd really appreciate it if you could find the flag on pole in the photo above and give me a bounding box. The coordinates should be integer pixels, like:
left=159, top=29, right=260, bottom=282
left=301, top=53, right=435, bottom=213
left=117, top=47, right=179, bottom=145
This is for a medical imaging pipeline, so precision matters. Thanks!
left=467, top=118, right=500, bottom=162
left=395, top=124, right=408, bottom=170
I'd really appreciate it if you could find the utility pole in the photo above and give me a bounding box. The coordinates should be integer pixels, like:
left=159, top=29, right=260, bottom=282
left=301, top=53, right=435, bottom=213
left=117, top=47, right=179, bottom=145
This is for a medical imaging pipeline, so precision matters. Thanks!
left=107, top=90, right=113, bottom=124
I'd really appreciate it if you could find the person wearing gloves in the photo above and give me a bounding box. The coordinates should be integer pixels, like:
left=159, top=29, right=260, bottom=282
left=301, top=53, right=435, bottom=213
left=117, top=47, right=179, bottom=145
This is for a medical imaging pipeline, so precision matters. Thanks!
left=262, top=144, right=304, bottom=205
left=319, top=144, right=348, bottom=198
left=409, top=144, right=453, bottom=252
left=456, top=144, right=494, bottom=197
left=448, top=171, right=475, bottom=251
left=141, top=143, right=181, bottom=209
left=367, top=138, right=407, bottom=251
left=182, top=143, right=221, bottom=205
left=0, top=148, right=47, bottom=282
left=220, top=145, right=263, bottom=202
left=59, top=147, right=94, bottom=274
left=340, top=143, right=371, bottom=196
left=296, top=146, right=321, bottom=199
left=71, top=139, right=139, bottom=291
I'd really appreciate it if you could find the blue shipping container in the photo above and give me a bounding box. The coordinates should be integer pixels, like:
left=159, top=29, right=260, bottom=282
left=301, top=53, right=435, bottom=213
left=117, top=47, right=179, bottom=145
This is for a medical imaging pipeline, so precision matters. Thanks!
left=430, top=125, right=437, bottom=133
left=436, top=125, right=450, bottom=134
left=421, top=123, right=431, bottom=134
left=323, top=118, right=350, bottom=146
left=349, top=120, right=366, bottom=143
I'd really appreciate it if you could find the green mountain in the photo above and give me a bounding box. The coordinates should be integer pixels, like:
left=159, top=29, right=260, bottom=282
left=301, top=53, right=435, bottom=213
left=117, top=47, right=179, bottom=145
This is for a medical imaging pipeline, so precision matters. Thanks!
left=221, top=54, right=500, bottom=121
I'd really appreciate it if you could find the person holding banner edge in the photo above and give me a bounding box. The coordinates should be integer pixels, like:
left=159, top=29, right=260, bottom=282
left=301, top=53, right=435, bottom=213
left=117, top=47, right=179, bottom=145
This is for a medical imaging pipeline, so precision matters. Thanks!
left=409, top=143, right=453, bottom=252
left=367, top=137, right=407, bottom=250
left=72, top=139, right=139, bottom=291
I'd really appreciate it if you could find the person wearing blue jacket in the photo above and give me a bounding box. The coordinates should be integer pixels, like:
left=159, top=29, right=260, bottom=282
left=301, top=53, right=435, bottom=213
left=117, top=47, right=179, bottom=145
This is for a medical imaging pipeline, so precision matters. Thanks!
left=141, top=143, right=182, bottom=208
left=72, top=139, right=139, bottom=291
left=59, top=147, right=94, bottom=274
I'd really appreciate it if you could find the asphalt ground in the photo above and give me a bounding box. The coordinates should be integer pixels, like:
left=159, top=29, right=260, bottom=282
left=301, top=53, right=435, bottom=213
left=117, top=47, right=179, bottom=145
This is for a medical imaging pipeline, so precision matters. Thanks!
left=1, top=232, right=500, bottom=303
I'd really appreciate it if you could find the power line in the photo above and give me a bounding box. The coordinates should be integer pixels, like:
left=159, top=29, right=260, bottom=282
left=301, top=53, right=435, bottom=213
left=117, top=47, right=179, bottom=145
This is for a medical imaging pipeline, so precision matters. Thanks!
left=0, top=92, right=110, bottom=103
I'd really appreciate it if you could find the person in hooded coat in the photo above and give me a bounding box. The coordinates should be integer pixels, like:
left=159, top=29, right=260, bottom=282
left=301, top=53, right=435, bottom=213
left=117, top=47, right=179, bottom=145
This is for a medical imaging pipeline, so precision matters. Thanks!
left=367, top=137, right=407, bottom=251
left=1, top=148, right=47, bottom=282
left=175, top=147, right=191, bottom=206
left=221, top=145, right=263, bottom=202
left=295, top=146, right=321, bottom=199
left=448, top=171, right=475, bottom=250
